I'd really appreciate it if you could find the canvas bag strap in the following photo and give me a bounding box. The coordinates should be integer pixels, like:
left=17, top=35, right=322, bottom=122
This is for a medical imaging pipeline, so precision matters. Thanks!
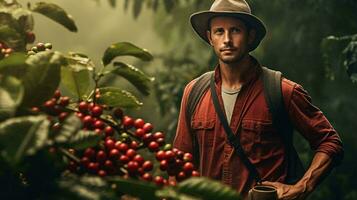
left=209, top=73, right=262, bottom=183
left=185, top=71, right=213, bottom=167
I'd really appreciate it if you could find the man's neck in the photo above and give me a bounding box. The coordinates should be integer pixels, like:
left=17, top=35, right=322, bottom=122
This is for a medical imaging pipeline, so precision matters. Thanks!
left=219, top=54, right=251, bottom=90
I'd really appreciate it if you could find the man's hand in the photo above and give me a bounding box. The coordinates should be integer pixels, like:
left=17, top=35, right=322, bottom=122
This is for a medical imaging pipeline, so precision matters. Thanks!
left=261, top=181, right=308, bottom=200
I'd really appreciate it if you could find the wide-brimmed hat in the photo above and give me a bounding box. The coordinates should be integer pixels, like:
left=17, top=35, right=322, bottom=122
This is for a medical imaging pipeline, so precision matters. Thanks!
left=190, top=0, right=266, bottom=51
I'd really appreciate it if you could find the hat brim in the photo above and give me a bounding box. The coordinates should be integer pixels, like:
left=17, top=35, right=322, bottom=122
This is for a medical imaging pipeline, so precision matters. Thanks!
left=190, top=11, right=266, bottom=51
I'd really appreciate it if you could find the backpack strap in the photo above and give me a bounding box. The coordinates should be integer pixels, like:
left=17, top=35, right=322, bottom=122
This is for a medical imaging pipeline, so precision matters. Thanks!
left=262, top=67, right=304, bottom=184
left=185, top=71, right=213, bottom=167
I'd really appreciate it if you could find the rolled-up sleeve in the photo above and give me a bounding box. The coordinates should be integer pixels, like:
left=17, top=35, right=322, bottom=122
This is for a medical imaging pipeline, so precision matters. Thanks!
left=287, top=84, right=344, bottom=165
left=173, top=80, right=196, bottom=154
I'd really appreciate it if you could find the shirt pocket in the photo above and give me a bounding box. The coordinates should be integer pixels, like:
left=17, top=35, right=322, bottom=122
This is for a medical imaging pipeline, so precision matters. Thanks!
left=241, top=119, right=280, bottom=162
left=191, top=118, right=215, bottom=147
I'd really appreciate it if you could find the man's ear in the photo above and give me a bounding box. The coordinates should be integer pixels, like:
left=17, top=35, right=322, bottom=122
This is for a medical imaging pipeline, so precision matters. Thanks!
left=248, top=29, right=256, bottom=45
left=206, top=30, right=213, bottom=46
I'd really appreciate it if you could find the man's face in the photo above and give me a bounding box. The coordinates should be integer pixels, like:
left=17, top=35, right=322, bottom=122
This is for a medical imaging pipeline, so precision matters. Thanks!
left=207, top=16, right=255, bottom=65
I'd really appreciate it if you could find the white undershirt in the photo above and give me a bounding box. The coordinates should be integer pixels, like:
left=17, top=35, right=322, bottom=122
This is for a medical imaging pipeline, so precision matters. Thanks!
left=221, top=86, right=241, bottom=124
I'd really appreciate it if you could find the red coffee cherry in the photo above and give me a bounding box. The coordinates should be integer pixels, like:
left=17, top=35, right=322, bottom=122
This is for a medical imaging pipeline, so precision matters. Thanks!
left=134, top=118, right=145, bottom=129
left=94, top=120, right=105, bottom=129
left=153, top=131, right=165, bottom=139
left=117, top=142, right=129, bottom=153
left=156, top=138, right=165, bottom=146
left=142, top=161, right=153, bottom=172
left=58, top=112, right=69, bottom=122
left=164, top=150, right=175, bottom=161
left=176, top=150, right=184, bottom=159
left=130, top=141, right=139, bottom=149
left=87, top=162, right=99, bottom=173
left=191, top=170, right=200, bottom=177
left=135, top=128, right=145, bottom=137
left=96, top=150, right=107, bottom=163
left=44, top=99, right=56, bottom=109
left=119, top=155, right=129, bottom=164
left=104, top=126, right=114, bottom=137
left=91, top=105, right=103, bottom=117
left=84, top=148, right=96, bottom=159
left=59, top=96, right=70, bottom=106
left=142, top=133, right=153, bottom=145
left=25, top=31, right=35, bottom=44
left=176, top=171, right=187, bottom=182
left=183, top=162, right=194, bottom=174
left=127, top=161, right=139, bottom=173
left=122, top=116, right=134, bottom=128
left=104, top=160, right=114, bottom=170
left=159, top=160, right=168, bottom=171
left=82, top=115, right=94, bottom=127
left=154, top=176, right=165, bottom=186
left=105, top=139, right=115, bottom=150
left=183, top=153, right=193, bottom=162
left=109, top=149, right=120, bottom=159
left=53, top=89, right=61, bottom=99
left=98, top=169, right=107, bottom=177
left=36, top=42, right=46, bottom=51
left=142, top=123, right=153, bottom=133
left=133, top=154, right=144, bottom=165
left=80, top=156, right=90, bottom=167
left=155, top=150, right=166, bottom=161
left=126, top=149, right=136, bottom=159
left=142, top=173, right=152, bottom=181
left=78, top=101, right=89, bottom=113
left=148, top=141, right=159, bottom=152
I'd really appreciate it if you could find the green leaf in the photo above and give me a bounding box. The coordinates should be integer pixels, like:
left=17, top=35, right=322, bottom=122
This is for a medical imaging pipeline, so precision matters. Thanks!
left=57, top=175, right=115, bottom=200
left=0, top=16, right=26, bottom=50
left=21, top=51, right=66, bottom=107
left=107, top=177, right=159, bottom=200
left=54, top=114, right=101, bottom=150
left=112, top=62, right=154, bottom=95
left=61, top=66, right=92, bottom=100
left=102, top=42, right=153, bottom=66
left=0, top=53, right=28, bottom=78
left=0, top=115, right=50, bottom=164
left=32, top=2, right=78, bottom=32
left=177, top=177, right=241, bottom=200
left=15, top=9, right=35, bottom=32
left=133, top=0, right=143, bottom=19
left=156, top=187, right=200, bottom=200
left=69, top=130, right=101, bottom=150
left=97, top=87, right=143, bottom=108
left=107, top=0, right=116, bottom=7
left=0, top=75, right=24, bottom=121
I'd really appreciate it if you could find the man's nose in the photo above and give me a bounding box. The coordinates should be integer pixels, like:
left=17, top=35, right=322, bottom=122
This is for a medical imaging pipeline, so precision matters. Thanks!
left=223, top=31, right=232, bottom=45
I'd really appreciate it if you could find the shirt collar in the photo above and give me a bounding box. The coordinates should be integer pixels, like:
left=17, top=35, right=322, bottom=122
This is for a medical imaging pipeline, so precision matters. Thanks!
left=213, top=55, right=262, bottom=87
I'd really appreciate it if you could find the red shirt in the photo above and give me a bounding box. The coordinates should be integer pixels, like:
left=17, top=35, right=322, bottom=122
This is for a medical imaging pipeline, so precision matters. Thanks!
left=173, top=57, right=343, bottom=196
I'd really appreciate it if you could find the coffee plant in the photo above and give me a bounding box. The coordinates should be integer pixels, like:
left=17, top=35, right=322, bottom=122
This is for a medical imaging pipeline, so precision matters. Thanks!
left=0, top=1, right=242, bottom=200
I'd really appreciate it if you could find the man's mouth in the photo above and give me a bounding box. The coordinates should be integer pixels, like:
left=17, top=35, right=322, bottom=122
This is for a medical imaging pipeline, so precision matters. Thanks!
left=220, top=48, right=236, bottom=52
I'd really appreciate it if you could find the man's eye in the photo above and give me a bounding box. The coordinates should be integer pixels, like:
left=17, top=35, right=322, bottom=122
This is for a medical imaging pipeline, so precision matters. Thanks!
left=232, top=28, right=240, bottom=33
left=214, top=29, right=224, bottom=34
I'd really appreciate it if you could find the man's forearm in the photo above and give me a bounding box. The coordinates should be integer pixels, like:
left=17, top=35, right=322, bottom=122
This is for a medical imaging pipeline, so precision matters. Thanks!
left=295, top=152, right=333, bottom=195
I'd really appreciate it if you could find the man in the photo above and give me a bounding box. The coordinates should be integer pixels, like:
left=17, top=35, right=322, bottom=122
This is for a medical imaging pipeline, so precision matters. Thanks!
left=173, top=0, right=343, bottom=199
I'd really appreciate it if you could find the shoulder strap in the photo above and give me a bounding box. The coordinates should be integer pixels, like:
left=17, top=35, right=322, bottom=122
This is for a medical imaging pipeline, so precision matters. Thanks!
left=186, top=71, right=214, bottom=122
left=209, top=73, right=262, bottom=183
left=185, top=71, right=213, bottom=167
left=261, top=67, right=291, bottom=140
left=261, top=67, right=304, bottom=184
